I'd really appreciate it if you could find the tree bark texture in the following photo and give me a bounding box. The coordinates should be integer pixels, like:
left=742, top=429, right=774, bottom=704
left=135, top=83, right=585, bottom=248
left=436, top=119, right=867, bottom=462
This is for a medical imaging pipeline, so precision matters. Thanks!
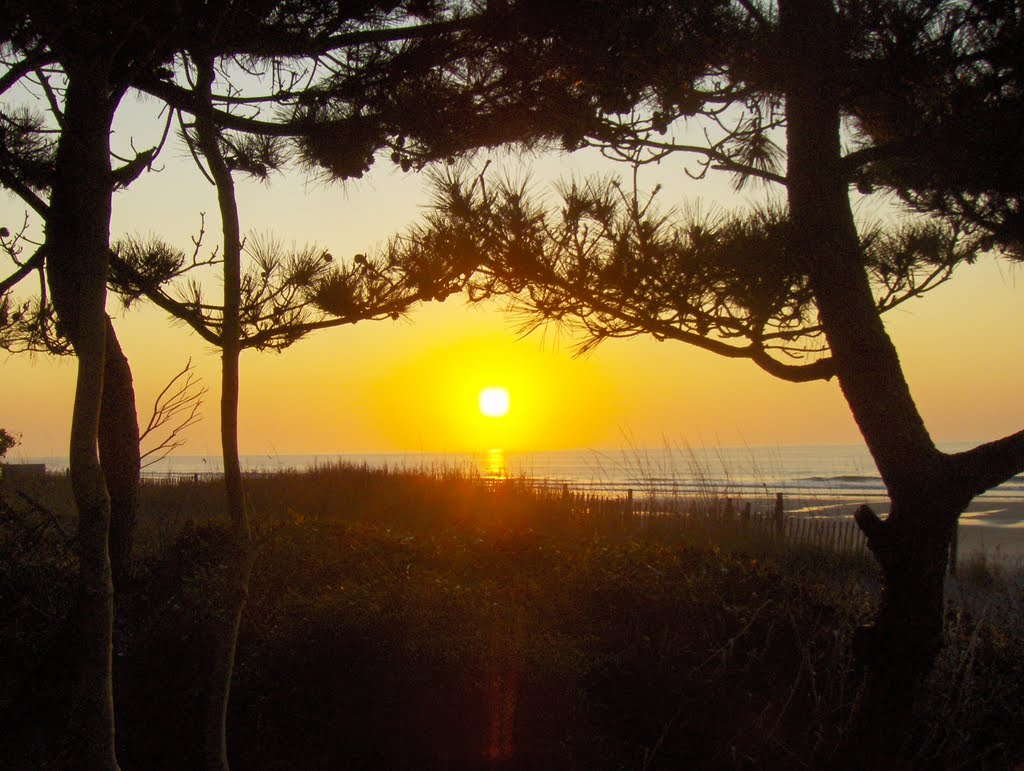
left=100, top=315, right=141, bottom=590
left=779, top=0, right=961, bottom=760
left=778, top=10, right=1024, bottom=757
left=195, top=55, right=254, bottom=771
left=44, top=65, right=120, bottom=770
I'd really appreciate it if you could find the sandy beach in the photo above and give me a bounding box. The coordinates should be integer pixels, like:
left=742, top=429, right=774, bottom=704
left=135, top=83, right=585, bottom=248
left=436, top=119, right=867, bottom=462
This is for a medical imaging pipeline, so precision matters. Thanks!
left=786, top=494, right=1024, bottom=563
left=955, top=529, right=1024, bottom=566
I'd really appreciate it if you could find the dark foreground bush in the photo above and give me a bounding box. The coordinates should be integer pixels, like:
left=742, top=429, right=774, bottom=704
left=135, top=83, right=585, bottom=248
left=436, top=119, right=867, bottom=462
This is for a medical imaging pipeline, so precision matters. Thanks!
left=2, top=468, right=1023, bottom=769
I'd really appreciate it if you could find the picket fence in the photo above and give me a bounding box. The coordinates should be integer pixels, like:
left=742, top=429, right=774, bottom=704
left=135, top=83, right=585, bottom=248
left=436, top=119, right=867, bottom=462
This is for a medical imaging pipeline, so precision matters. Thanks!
left=553, top=487, right=871, bottom=557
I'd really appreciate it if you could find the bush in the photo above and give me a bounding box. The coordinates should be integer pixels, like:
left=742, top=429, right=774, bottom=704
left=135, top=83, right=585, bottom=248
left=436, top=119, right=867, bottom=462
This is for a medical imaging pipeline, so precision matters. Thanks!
left=4, top=466, right=1022, bottom=769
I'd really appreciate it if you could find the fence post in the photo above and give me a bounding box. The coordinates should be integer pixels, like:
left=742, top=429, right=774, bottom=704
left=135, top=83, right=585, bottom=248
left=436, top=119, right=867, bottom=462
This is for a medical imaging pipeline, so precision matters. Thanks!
left=773, top=493, right=785, bottom=536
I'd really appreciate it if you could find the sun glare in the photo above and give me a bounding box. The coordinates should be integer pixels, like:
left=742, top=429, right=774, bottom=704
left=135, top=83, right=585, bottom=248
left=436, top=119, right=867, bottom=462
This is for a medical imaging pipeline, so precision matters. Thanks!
left=478, top=387, right=511, bottom=418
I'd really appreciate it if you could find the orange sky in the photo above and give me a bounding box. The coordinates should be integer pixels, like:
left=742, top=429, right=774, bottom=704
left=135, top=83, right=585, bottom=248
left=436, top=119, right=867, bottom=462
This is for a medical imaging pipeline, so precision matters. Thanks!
left=2, top=99, right=1023, bottom=459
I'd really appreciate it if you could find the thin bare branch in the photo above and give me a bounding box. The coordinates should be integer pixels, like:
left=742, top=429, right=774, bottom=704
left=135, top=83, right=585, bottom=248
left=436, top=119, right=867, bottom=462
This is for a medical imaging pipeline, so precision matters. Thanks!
left=33, top=69, right=64, bottom=128
left=138, top=358, right=207, bottom=467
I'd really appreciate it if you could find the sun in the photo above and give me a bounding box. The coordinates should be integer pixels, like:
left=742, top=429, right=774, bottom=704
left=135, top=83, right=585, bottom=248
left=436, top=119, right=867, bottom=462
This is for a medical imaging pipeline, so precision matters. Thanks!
left=478, top=387, right=511, bottom=418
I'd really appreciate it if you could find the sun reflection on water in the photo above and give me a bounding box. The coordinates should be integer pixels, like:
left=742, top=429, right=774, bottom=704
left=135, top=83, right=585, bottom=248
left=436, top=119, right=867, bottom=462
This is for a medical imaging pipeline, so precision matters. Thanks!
left=483, top=448, right=507, bottom=478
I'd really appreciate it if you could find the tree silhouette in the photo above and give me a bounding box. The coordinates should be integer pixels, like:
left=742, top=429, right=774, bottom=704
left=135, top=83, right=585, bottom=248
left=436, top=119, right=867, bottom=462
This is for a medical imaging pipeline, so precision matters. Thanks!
left=6, top=0, right=1016, bottom=764
left=417, top=168, right=973, bottom=378
left=138, top=359, right=206, bottom=469
left=4, top=0, right=550, bottom=766
left=847, top=0, right=1024, bottom=259
left=0, top=59, right=145, bottom=596
left=108, top=55, right=455, bottom=763
left=0, top=2, right=510, bottom=766
left=0, top=5, right=159, bottom=763
left=394, top=0, right=1024, bottom=758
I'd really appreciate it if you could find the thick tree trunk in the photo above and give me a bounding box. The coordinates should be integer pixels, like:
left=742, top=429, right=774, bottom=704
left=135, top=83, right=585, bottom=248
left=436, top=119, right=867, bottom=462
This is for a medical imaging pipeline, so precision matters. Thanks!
left=195, top=56, right=253, bottom=771
left=45, top=67, right=120, bottom=770
left=100, top=315, right=141, bottom=590
left=779, top=0, right=939, bottom=485
left=779, top=0, right=962, bottom=758
left=843, top=499, right=961, bottom=764
left=759, top=0, right=1024, bottom=759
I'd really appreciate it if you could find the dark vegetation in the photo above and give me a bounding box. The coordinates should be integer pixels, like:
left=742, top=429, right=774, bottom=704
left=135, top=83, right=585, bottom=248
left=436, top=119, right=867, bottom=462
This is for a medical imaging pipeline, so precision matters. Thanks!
left=4, top=1, right=1024, bottom=766
left=0, top=428, right=17, bottom=459
left=3, top=466, right=1022, bottom=770
left=398, top=0, right=1024, bottom=726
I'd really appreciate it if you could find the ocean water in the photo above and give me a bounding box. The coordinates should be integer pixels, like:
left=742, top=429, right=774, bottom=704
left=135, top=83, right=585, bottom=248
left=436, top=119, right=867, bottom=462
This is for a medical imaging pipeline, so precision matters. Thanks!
left=22, top=442, right=1024, bottom=504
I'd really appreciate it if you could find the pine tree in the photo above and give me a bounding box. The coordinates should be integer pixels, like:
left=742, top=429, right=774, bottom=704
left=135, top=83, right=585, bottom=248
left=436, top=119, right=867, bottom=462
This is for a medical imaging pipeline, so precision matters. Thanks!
left=395, top=0, right=1024, bottom=758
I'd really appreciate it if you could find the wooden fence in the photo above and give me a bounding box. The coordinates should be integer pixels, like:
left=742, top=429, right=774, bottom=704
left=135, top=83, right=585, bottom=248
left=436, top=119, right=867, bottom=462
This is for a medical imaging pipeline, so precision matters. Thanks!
left=554, top=487, right=870, bottom=557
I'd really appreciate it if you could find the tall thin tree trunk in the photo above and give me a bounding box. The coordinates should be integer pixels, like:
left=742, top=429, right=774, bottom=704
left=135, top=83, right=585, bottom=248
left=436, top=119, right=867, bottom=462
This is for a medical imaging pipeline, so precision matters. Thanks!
left=45, top=66, right=121, bottom=770
left=100, top=315, right=141, bottom=590
left=194, top=54, right=253, bottom=771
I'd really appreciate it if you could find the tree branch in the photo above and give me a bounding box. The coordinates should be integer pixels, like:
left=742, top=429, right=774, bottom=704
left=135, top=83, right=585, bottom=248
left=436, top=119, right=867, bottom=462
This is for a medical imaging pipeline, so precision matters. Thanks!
left=135, top=77, right=320, bottom=137
left=216, top=16, right=474, bottom=58
left=0, top=49, right=54, bottom=97
left=240, top=292, right=416, bottom=349
left=592, top=135, right=789, bottom=187
left=0, top=246, right=46, bottom=295
left=950, top=429, right=1024, bottom=500
left=0, top=166, right=49, bottom=218
left=138, top=358, right=207, bottom=467
left=108, top=249, right=222, bottom=345
left=34, top=69, right=65, bottom=128
left=132, top=15, right=479, bottom=135
left=574, top=288, right=835, bottom=382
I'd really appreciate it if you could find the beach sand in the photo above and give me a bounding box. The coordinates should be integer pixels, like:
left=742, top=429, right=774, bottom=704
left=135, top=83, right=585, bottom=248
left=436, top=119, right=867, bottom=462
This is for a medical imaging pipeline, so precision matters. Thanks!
left=786, top=495, right=1024, bottom=564
left=956, top=519, right=1024, bottom=563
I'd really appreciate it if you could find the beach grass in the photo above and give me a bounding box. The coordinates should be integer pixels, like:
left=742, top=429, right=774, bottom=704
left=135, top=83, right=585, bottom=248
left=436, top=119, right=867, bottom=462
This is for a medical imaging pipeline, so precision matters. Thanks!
left=1, top=463, right=1022, bottom=769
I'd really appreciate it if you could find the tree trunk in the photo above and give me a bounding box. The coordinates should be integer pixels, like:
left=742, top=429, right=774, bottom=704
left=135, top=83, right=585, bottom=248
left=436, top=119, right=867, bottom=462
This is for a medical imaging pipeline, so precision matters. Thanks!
left=45, top=66, right=121, bottom=770
left=779, top=0, right=962, bottom=757
left=195, top=55, right=253, bottom=771
left=99, top=315, right=141, bottom=590
left=202, top=340, right=252, bottom=771
left=202, top=520, right=252, bottom=771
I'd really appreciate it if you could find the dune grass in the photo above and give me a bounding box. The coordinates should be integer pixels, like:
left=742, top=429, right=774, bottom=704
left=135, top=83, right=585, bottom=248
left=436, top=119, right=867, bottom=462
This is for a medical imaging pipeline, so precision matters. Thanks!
left=2, top=463, right=1022, bottom=769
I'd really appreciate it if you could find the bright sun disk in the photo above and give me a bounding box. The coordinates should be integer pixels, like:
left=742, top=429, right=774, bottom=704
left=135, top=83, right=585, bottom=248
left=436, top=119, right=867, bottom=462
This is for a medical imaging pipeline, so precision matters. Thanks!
left=478, top=387, right=510, bottom=418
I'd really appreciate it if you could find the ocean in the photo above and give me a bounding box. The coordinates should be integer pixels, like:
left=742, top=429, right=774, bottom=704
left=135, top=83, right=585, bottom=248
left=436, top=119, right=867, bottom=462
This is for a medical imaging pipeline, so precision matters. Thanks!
left=21, top=442, right=1024, bottom=505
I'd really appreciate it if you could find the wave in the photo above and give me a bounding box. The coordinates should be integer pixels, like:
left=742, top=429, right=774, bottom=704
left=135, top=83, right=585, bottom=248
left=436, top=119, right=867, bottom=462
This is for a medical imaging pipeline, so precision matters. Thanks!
left=798, top=475, right=880, bottom=483
left=20, top=448, right=1024, bottom=500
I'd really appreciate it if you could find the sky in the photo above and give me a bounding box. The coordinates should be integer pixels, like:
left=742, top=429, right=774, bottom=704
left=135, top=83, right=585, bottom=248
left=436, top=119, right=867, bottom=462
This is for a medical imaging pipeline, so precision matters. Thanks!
left=2, top=92, right=1023, bottom=460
